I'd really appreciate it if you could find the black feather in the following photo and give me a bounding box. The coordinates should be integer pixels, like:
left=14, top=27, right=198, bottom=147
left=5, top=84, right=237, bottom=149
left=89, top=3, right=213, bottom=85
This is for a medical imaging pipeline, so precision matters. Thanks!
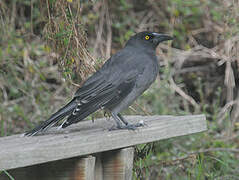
left=24, top=99, right=77, bottom=136
left=62, top=88, right=117, bottom=128
left=61, top=76, right=136, bottom=128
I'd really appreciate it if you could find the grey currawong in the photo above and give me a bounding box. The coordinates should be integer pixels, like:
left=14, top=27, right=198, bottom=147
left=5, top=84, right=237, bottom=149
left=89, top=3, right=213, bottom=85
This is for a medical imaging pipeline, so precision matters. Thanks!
left=25, top=31, right=173, bottom=136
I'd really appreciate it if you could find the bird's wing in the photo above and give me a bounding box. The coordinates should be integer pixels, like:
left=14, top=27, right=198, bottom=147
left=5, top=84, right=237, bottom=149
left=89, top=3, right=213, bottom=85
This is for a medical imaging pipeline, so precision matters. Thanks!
left=74, top=49, right=141, bottom=102
left=60, top=48, right=145, bottom=128
left=60, top=69, right=139, bottom=128
left=74, top=70, right=105, bottom=98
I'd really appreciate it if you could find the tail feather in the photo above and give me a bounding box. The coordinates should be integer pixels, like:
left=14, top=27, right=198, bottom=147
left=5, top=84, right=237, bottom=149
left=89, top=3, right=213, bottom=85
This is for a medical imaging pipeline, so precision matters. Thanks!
left=61, top=104, right=99, bottom=129
left=24, top=99, right=77, bottom=136
left=61, top=91, right=116, bottom=128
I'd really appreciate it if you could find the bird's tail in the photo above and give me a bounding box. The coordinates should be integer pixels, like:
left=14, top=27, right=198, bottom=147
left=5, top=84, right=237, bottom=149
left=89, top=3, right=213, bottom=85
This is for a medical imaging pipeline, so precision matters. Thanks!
left=24, top=99, right=77, bottom=136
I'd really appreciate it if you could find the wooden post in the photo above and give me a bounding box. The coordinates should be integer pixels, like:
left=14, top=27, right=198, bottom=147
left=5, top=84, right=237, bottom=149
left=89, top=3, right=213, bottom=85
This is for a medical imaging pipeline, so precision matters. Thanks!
left=73, top=156, right=96, bottom=180
left=94, top=147, right=134, bottom=180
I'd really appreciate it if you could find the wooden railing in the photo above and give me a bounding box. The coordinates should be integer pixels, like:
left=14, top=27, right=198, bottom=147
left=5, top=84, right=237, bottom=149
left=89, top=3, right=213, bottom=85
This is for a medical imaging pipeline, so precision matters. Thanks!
left=0, top=115, right=207, bottom=180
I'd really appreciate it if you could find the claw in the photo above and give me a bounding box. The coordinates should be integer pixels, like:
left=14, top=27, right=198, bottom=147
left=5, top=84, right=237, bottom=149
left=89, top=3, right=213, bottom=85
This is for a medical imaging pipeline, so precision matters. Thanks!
left=109, top=125, right=121, bottom=131
left=125, top=124, right=137, bottom=130
left=108, top=122, right=144, bottom=131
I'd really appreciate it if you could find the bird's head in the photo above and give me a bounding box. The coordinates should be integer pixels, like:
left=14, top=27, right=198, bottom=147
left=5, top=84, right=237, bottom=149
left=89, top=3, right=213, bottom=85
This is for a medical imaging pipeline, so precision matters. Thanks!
left=126, top=31, right=173, bottom=49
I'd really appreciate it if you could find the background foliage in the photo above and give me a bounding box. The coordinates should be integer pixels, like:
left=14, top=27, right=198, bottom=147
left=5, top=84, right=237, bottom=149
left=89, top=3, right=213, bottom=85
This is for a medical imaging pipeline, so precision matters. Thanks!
left=0, top=0, right=239, bottom=179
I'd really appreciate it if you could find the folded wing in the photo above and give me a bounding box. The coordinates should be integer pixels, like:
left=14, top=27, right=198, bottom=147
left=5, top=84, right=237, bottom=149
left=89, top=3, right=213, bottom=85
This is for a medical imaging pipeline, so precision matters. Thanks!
left=60, top=71, right=138, bottom=128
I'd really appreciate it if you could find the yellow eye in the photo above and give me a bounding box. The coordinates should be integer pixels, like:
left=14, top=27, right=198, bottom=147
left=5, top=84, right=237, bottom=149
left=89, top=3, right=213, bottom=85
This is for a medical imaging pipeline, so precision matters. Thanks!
left=145, top=35, right=150, bottom=40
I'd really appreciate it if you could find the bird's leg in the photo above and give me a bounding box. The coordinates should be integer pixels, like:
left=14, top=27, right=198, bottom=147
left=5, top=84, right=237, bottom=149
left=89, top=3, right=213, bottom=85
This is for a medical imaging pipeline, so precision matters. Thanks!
left=117, top=113, right=145, bottom=129
left=117, top=113, right=129, bottom=125
left=109, top=113, right=144, bottom=131
left=110, top=112, right=124, bottom=130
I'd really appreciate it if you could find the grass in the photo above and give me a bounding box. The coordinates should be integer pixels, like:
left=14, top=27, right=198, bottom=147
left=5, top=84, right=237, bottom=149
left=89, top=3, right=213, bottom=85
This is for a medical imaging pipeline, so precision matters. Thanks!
left=131, top=71, right=239, bottom=179
left=0, top=170, right=15, bottom=180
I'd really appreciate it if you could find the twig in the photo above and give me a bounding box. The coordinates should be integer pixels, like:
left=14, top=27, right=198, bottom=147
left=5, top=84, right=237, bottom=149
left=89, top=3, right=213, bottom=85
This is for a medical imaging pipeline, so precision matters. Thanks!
left=134, top=102, right=152, bottom=116
left=169, top=78, right=200, bottom=109
left=30, top=0, right=33, bottom=34
left=93, top=1, right=105, bottom=57
left=173, top=65, right=212, bottom=74
left=217, top=100, right=236, bottom=125
left=129, top=106, right=138, bottom=114
left=105, top=0, right=112, bottom=59
left=217, top=132, right=239, bottom=142
left=46, top=0, right=51, bottom=21
left=159, top=148, right=239, bottom=167
left=188, top=147, right=239, bottom=154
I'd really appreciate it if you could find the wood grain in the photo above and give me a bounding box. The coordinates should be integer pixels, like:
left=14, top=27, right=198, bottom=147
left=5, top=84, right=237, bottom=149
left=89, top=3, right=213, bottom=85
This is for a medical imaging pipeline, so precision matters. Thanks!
left=0, top=115, right=207, bottom=170
left=94, top=147, right=134, bottom=180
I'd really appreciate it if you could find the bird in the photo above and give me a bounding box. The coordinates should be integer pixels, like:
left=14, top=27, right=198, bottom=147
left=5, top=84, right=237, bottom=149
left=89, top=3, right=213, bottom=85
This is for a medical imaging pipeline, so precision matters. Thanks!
left=24, top=31, right=173, bottom=136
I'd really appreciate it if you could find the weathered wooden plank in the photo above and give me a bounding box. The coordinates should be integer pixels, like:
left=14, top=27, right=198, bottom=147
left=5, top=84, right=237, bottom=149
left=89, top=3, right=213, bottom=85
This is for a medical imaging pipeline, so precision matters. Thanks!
left=1, top=156, right=95, bottom=180
left=0, top=115, right=207, bottom=170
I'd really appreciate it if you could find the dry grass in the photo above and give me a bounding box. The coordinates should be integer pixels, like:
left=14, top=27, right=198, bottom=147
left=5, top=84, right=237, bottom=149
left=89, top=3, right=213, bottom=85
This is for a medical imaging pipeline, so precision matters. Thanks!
left=41, top=0, right=97, bottom=84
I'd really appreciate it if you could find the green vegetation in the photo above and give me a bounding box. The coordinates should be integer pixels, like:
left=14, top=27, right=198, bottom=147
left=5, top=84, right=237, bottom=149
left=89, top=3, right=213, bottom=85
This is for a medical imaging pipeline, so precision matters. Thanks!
left=0, top=0, right=239, bottom=179
left=0, top=170, right=15, bottom=180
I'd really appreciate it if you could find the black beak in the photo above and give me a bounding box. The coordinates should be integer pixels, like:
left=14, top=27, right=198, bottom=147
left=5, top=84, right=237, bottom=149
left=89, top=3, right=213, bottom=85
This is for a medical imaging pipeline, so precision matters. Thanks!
left=152, top=33, right=174, bottom=42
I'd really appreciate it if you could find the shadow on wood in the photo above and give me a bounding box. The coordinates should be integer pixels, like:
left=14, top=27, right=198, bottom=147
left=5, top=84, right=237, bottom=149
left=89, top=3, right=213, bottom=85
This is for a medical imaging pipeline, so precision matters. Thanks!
left=1, top=156, right=95, bottom=180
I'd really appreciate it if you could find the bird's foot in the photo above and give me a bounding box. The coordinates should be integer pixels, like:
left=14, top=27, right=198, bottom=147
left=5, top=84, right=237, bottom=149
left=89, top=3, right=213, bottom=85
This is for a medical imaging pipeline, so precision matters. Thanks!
left=109, top=122, right=145, bottom=131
